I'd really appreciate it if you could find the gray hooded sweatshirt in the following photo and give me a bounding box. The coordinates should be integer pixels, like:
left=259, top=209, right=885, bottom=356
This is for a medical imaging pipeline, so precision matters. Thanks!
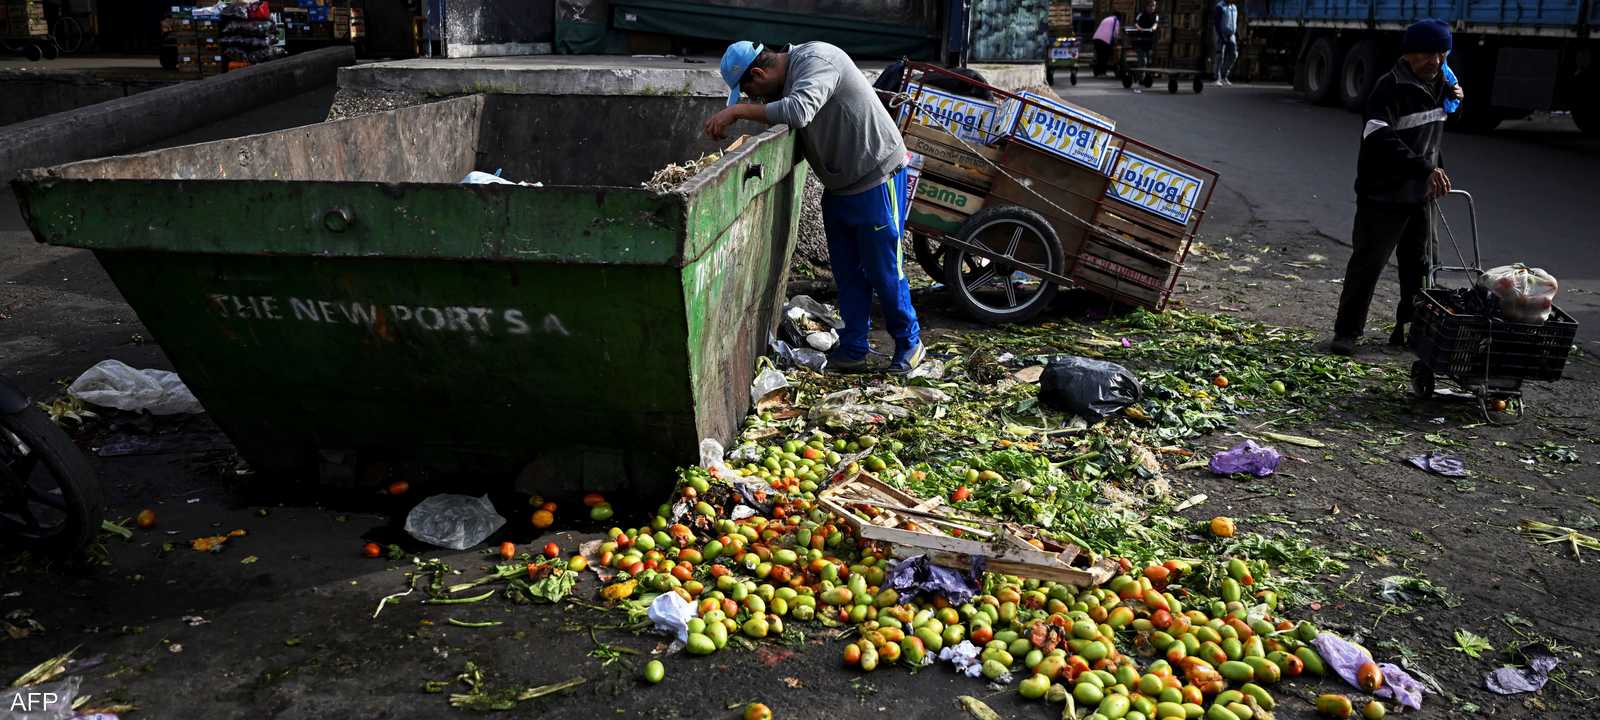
left=762, top=42, right=906, bottom=195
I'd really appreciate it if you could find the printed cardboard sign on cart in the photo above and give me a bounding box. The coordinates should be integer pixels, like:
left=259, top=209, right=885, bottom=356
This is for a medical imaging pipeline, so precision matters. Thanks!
left=900, top=83, right=1001, bottom=145
left=994, top=91, right=1116, bottom=173
left=1103, top=149, right=1204, bottom=226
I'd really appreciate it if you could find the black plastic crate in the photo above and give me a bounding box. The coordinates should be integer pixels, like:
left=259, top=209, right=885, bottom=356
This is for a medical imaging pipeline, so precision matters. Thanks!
left=1411, top=288, right=1578, bottom=382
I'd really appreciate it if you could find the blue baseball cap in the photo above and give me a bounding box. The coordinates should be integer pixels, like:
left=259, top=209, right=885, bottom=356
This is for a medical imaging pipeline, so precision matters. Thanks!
left=720, top=41, right=763, bottom=107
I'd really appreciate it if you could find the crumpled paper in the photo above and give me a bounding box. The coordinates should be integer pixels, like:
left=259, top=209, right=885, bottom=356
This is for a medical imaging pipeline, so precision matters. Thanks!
left=647, top=591, right=697, bottom=649
left=1408, top=452, right=1468, bottom=477
left=1209, top=440, right=1282, bottom=477
left=1485, top=644, right=1560, bottom=695
left=939, top=641, right=1009, bottom=681
left=1311, top=633, right=1425, bottom=710
left=884, top=554, right=985, bottom=605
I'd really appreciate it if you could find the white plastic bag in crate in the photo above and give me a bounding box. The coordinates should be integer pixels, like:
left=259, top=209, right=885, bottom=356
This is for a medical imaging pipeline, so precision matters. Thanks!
left=1477, top=264, right=1558, bottom=323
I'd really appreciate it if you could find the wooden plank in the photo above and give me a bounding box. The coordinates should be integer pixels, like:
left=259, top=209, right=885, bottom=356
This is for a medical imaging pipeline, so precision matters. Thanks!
left=905, top=133, right=1000, bottom=178
left=915, top=177, right=986, bottom=215
left=908, top=200, right=965, bottom=236
left=1072, top=261, right=1170, bottom=309
left=918, top=154, right=993, bottom=190
left=1095, top=207, right=1185, bottom=255
left=905, top=122, right=1001, bottom=163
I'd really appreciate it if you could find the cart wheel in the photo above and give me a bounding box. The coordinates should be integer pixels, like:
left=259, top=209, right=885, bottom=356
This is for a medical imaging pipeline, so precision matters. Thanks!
left=943, top=206, right=1064, bottom=324
left=23, top=43, right=42, bottom=61
left=1192, top=76, right=1204, bottom=94
left=1409, top=361, right=1435, bottom=400
left=1045, top=64, right=1055, bottom=86
left=1070, top=69, right=1078, bottom=85
left=910, top=233, right=947, bottom=281
left=1168, top=76, right=1179, bottom=94
left=1121, top=71, right=1133, bottom=89
left=1142, top=73, right=1156, bottom=89
left=41, top=40, right=59, bottom=60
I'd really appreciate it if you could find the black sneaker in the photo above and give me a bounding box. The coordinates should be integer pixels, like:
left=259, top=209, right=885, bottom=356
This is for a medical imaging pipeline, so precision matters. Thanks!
left=1388, top=325, right=1407, bottom=347
left=826, top=352, right=872, bottom=373
left=1329, top=336, right=1356, bottom=356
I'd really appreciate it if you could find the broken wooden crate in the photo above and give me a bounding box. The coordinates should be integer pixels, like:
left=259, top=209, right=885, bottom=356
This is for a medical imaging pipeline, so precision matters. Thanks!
left=819, top=474, right=1117, bottom=587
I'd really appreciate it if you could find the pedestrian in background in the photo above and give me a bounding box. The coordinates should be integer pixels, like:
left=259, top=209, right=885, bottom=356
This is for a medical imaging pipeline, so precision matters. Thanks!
left=1330, top=19, right=1462, bottom=356
left=1092, top=13, right=1123, bottom=77
left=1212, top=0, right=1238, bottom=85
left=1132, top=1, right=1160, bottom=67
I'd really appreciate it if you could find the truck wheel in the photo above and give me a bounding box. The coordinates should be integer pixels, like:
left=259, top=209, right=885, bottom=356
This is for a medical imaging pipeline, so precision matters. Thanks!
left=1301, top=37, right=1343, bottom=106
left=1168, top=75, right=1179, bottom=93
left=1340, top=39, right=1378, bottom=112
left=943, top=206, right=1063, bottom=324
left=1573, top=74, right=1596, bottom=135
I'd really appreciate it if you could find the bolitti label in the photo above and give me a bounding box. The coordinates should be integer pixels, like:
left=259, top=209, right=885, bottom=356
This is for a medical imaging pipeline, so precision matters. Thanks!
left=994, top=91, right=1116, bottom=171
left=1104, top=149, right=1204, bottom=225
left=900, top=83, right=999, bottom=144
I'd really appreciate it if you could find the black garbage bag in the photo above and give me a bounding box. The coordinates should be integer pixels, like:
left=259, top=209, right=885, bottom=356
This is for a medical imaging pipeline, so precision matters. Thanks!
left=1038, top=356, right=1142, bottom=422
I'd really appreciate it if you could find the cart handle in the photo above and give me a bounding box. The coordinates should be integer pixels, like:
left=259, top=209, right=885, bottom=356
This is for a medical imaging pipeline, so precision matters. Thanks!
left=1428, top=189, right=1480, bottom=283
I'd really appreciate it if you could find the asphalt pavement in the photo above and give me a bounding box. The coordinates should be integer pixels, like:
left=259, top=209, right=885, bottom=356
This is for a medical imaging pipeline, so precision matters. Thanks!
left=1055, top=75, right=1599, bottom=344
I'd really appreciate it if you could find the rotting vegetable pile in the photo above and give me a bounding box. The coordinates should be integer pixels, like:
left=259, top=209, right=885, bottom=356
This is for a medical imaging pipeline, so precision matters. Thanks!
left=370, top=308, right=1449, bottom=718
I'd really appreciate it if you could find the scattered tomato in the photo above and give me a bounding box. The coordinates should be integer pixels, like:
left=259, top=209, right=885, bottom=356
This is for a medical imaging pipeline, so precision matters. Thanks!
left=569, top=555, right=588, bottom=572
left=531, top=510, right=554, bottom=529
left=951, top=486, right=971, bottom=502
left=543, top=542, right=560, bottom=559
left=1213, top=374, right=1229, bottom=388
left=1269, top=380, right=1288, bottom=395
left=743, top=702, right=772, bottom=720
left=386, top=480, right=410, bottom=496
left=582, top=492, right=607, bottom=508
left=1357, top=661, right=1384, bottom=692
left=499, top=541, right=516, bottom=560
left=540, top=501, right=558, bottom=513
left=362, top=542, right=381, bottom=558
left=136, top=509, right=157, bottom=529
left=1210, top=516, right=1237, bottom=538
left=1491, top=398, right=1508, bottom=413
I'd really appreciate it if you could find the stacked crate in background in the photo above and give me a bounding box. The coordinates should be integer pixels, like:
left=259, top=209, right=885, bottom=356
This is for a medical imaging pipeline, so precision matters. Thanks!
left=1094, top=0, right=1209, bottom=70
left=165, top=7, right=201, bottom=74
left=197, top=18, right=226, bottom=76
left=1, top=0, right=48, bottom=38
left=349, top=5, right=365, bottom=40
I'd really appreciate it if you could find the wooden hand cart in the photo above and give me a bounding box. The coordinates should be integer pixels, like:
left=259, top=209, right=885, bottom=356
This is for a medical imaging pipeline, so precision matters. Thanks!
left=886, top=62, right=1219, bottom=323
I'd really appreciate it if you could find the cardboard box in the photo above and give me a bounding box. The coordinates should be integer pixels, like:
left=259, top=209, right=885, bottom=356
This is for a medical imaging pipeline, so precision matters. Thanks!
left=899, top=83, right=1001, bottom=145
left=993, top=91, right=1117, bottom=173
left=176, top=56, right=201, bottom=74
left=1102, top=148, right=1205, bottom=226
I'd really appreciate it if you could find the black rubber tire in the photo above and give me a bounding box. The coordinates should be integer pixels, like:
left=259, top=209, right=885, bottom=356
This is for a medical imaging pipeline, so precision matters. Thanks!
left=910, top=233, right=946, bottom=280
left=1192, top=76, right=1204, bottom=94
left=41, top=40, right=59, bottom=60
left=1142, top=73, right=1156, bottom=88
left=1410, top=361, right=1435, bottom=400
left=23, top=43, right=42, bottom=61
left=1168, top=76, right=1179, bottom=93
left=942, top=205, right=1063, bottom=324
left=1121, top=70, right=1134, bottom=88
left=1301, top=37, right=1342, bottom=106
left=0, top=405, right=103, bottom=554
left=1339, top=39, right=1378, bottom=112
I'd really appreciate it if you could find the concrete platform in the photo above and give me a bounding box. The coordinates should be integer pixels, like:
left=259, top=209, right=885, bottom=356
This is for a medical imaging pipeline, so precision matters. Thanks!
left=337, top=55, right=1045, bottom=98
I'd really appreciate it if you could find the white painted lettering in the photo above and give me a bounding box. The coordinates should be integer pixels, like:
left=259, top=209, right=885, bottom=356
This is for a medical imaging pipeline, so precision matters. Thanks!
left=417, top=306, right=446, bottom=330
left=389, top=305, right=413, bottom=323
left=542, top=314, right=571, bottom=337
left=208, top=294, right=231, bottom=317
left=347, top=303, right=378, bottom=326
left=468, top=307, right=492, bottom=332
left=504, top=309, right=530, bottom=335
left=445, top=307, right=473, bottom=332
left=230, top=296, right=255, bottom=320
left=318, top=300, right=340, bottom=324
left=259, top=296, right=281, bottom=320
left=291, top=298, right=323, bottom=322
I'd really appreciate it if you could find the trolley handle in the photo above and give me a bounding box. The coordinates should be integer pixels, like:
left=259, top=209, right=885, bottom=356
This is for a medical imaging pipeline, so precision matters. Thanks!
left=1429, top=189, right=1481, bottom=277
left=1427, top=265, right=1483, bottom=290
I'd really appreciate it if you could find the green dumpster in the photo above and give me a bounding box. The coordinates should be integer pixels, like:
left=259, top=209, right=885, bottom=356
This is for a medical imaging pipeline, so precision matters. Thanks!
left=13, top=94, right=807, bottom=497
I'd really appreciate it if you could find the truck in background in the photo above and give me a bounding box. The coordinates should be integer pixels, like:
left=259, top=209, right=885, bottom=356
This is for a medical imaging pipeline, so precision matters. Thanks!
left=1242, top=0, right=1597, bottom=133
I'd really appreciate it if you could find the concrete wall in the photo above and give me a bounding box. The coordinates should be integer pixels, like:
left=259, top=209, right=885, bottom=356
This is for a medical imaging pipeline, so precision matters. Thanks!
left=0, top=74, right=179, bottom=127
left=0, top=47, right=356, bottom=183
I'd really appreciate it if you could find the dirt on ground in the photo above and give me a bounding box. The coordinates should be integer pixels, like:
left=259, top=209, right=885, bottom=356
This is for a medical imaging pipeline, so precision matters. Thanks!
left=0, top=169, right=1595, bottom=720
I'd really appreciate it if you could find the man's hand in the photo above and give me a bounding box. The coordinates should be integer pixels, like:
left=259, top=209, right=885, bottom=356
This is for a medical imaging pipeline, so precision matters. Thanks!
left=704, top=107, right=741, bottom=140
left=1427, top=167, right=1452, bottom=199
left=1451, top=84, right=1464, bottom=101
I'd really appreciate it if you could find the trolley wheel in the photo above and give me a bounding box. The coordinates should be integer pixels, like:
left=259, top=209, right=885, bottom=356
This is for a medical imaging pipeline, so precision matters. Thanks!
left=1142, top=73, right=1156, bottom=88
left=1409, top=361, right=1435, bottom=400
left=1192, top=76, right=1204, bottom=94
left=1168, top=75, right=1179, bottom=94
left=23, top=43, right=42, bottom=61
left=1121, top=71, right=1133, bottom=88
left=942, top=205, right=1064, bottom=324
left=41, top=39, right=59, bottom=60
left=910, top=233, right=947, bottom=281
left=1045, top=63, right=1055, bottom=86
left=1070, top=68, right=1078, bottom=85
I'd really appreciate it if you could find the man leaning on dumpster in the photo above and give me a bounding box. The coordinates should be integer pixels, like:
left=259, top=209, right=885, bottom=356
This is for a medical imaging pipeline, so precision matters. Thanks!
left=1329, top=19, right=1463, bottom=357
left=704, top=41, right=925, bottom=374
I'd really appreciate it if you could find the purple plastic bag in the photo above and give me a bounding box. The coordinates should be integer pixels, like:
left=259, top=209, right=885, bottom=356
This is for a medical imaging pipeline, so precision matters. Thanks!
left=1311, top=633, right=1425, bottom=710
left=1485, top=645, right=1560, bottom=694
left=1209, top=440, right=1282, bottom=477
left=885, top=554, right=984, bottom=605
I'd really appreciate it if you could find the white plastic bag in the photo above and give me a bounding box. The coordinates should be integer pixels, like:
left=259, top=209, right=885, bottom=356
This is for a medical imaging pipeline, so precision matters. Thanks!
left=647, top=591, right=696, bottom=648
left=67, top=359, right=203, bottom=415
left=403, top=494, right=506, bottom=550
left=1478, top=264, right=1558, bottom=323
